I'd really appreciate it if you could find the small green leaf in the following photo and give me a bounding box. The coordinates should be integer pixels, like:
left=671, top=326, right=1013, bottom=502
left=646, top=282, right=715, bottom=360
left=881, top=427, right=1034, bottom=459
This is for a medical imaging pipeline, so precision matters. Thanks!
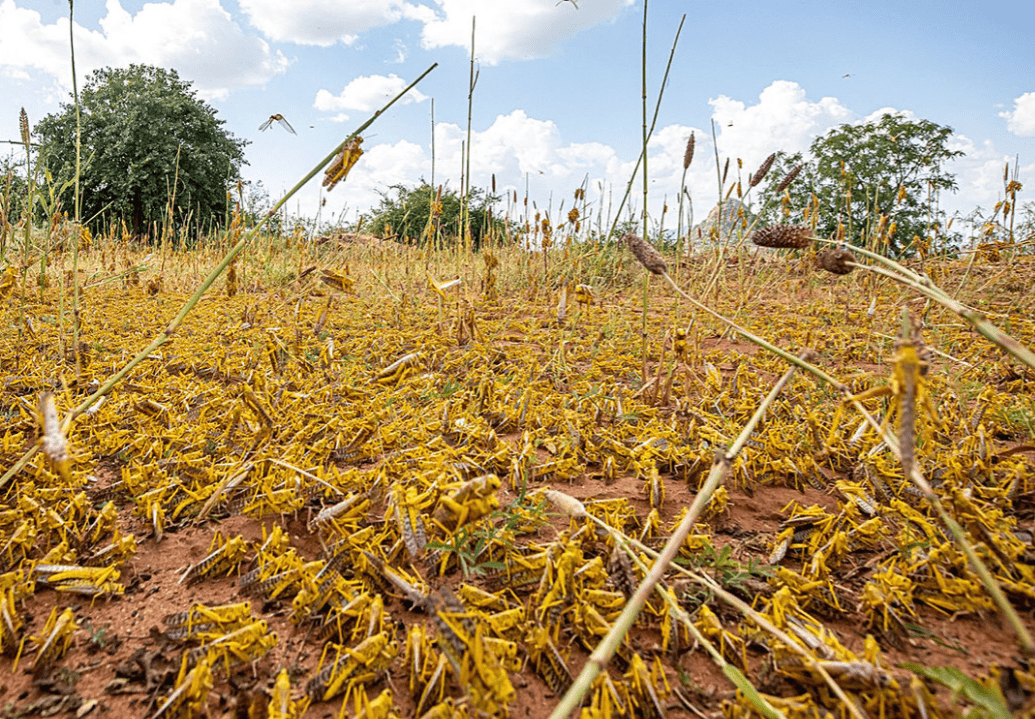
left=722, top=665, right=784, bottom=719
left=901, top=663, right=1011, bottom=719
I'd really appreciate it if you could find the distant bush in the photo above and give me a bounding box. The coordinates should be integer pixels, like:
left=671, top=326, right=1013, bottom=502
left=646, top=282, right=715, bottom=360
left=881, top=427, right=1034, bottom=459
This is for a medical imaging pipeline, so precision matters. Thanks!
left=364, top=181, right=507, bottom=249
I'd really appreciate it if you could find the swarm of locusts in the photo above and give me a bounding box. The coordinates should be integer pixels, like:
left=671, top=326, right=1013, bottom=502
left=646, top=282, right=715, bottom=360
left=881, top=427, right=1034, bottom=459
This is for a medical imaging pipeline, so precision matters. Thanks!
left=2, top=216, right=1035, bottom=719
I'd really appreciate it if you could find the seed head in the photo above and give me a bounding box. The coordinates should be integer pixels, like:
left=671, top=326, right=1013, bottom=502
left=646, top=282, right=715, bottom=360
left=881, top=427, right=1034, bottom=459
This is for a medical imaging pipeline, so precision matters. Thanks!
left=776, top=165, right=803, bottom=193
left=749, top=153, right=776, bottom=188
left=540, top=489, right=587, bottom=519
left=623, top=232, right=668, bottom=275
left=683, top=133, right=695, bottom=170
left=19, top=108, right=30, bottom=147
left=750, top=224, right=812, bottom=249
left=817, top=247, right=856, bottom=275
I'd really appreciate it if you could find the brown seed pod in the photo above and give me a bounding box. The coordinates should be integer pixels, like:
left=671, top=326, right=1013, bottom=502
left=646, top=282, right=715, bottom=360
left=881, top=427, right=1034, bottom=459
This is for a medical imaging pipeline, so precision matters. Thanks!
left=683, top=133, right=695, bottom=170
left=776, top=164, right=803, bottom=192
left=750, top=224, right=812, bottom=249
left=817, top=247, right=856, bottom=275
left=749, top=153, right=776, bottom=187
left=623, top=232, right=668, bottom=275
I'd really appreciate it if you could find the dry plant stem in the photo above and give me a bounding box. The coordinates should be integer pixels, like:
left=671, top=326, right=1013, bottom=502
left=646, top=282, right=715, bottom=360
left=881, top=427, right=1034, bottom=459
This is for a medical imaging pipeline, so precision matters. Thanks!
left=548, top=361, right=800, bottom=719
left=0, top=64, right=438, bottom=491
left=818, top=237, right=1035, bottom=372
left=848, top=397, right=1035, bottom=655
left=590, top=515, right=863, bottom=719
left=368, top=268, right=401, bottom=302
left=870, top=331, right=973, bottom=368
left=608, top=529, right=787, bottom=719
left=849, top=261, right=1035, bottom=372
left=576, top=512, right=783, bottom=718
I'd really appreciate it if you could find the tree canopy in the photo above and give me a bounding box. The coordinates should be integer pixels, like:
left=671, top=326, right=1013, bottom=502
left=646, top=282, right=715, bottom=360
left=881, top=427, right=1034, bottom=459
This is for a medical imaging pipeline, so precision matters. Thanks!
left=35, top=64, right=247, bottom=238
left=758, top=113, right=963, bottom=255
left=365, top=181, right=506, bottom=249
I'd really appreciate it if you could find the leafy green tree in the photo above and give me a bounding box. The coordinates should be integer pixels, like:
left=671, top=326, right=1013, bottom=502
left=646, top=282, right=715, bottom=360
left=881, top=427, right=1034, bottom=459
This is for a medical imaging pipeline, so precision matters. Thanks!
left=759, top=113, right=963, bottom=255
left=1, top=155, right=29, bottom=227
left=35, top=64, right=247, bottom=238
left=365, top=181, right=505, bottom=249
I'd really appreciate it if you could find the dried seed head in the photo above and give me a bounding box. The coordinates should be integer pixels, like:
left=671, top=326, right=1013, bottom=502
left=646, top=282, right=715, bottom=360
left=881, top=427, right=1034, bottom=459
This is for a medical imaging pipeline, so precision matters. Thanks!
left=19, top=108, right=30, bottom=147
left=817, top=247, right=856, bottom=275
left=776, top=165, right=803, bottom=193
left=683, top=133, right=695, bottom=170
left=750, top=224, right=812, bottom=249
left=540, top=489, right=587, bottom=519
left=749, top=153, right=776, bottom=188
left=623, top=232, right=668, bottom=275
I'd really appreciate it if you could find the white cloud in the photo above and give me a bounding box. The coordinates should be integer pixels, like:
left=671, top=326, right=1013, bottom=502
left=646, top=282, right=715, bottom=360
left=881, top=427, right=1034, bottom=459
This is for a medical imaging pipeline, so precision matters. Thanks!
left=315, top=73, right=428, bottom=114
left=389, top=39, right=408, bottom=64
left=1000, top=92, right=1035, bottom=137
left=862, top=107, right=917, bottom=124
left=417, top=0, right=634, bottom=64
left=709, top=81, right=853, bottom=170
left=238, top=0, right=412, bottom=46
left=0, top=0, right=288, bottom=99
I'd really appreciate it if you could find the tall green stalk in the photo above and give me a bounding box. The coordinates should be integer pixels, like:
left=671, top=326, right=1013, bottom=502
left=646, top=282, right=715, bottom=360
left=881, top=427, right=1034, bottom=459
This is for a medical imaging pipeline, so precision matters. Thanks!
left=18, top=108, right=35, bottom=333
left=69, top=0, right=83, bottom=375
left=69, top=0, right=81, bottom=223
left=638, top=0, right=650, bottom=385
left=463, top=17, right=476, bottom=254
left=602, top=15, right=684, bottom=246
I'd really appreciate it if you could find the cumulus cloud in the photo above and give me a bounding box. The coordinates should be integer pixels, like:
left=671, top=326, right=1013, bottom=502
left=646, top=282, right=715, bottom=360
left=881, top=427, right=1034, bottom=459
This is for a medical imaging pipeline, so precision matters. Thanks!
left=238, top=0, right=414, bottom=47
left=709, top=81, right=853, bottom=169
left=417, top=0, right=634, bottom=64
left=314, top=73, right=428, bottom=115
left=0, top=0, right=288, bottom=99
left=1000, top=92, right=1035, bottom=137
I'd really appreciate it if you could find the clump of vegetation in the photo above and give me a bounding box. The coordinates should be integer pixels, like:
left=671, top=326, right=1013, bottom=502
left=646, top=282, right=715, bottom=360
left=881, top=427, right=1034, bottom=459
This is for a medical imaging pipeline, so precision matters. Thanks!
left=34, top=64, right=247, bottom=240
left=757, top=113, right=964, bottom=255
left=364, top=181, right=506, bottom=249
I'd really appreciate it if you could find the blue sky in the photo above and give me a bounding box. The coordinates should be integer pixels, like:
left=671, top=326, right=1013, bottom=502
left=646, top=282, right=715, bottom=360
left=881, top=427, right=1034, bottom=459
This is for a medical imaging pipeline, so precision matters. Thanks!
left=1, top=0, right=1033, bottom=234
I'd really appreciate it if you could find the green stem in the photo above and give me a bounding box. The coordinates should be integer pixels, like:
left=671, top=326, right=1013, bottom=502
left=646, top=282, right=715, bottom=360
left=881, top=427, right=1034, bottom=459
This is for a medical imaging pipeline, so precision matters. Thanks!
left=602, top=14, right=685, bottom=246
